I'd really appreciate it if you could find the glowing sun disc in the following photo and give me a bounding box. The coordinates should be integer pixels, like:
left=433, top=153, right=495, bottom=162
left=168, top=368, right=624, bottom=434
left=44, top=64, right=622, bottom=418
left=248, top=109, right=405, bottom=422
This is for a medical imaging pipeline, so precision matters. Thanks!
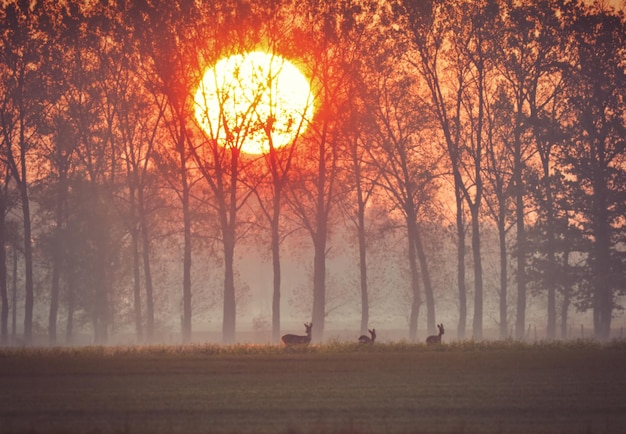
left=194, top=51, right=314, bottom=155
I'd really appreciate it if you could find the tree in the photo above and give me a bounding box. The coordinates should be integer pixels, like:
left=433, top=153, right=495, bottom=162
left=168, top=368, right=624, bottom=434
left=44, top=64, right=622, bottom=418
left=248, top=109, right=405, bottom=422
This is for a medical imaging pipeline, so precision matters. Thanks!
left=106, top=3, right=173, bottom=343
left=365, top=51, right=440, bottom=340
left=0, top=1, right=56, bottom=344
left=0, top=166, right=14, bottom=343
left=248, top=48, right=313, bottom=343
left=61, top=2, right=125, bottom=343
left=452, top=0, right=500, bottom=340
left=562, top=3, right=626, bottom=339
left=340, top=93, right=379, bottom=336
left=496, top=0, right=572, bottom=340
left=483, top=86, right=516, bottom=339
left=129, top=0, right=205, bottom=343
left=283, top=0, right=370, bottom=342
left=191, top=1, right=292, bottom=343
left=402, top=0, right=497, bottom=339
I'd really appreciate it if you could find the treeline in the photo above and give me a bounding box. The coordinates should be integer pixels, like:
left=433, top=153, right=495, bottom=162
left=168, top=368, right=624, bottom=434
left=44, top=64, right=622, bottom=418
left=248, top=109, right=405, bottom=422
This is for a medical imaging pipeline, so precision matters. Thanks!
left=1, top=0, right=624, bottom=345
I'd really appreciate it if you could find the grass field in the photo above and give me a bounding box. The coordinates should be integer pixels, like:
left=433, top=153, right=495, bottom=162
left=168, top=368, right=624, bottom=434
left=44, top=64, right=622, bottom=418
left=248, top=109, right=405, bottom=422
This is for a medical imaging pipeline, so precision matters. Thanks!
left=1, top=340, right=625, bottom=433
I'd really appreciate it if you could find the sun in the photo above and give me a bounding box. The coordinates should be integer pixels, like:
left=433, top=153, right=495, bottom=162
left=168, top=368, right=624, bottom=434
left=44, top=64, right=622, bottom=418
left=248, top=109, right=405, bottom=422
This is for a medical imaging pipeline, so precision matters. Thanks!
left=194, top=51, right=314, bottom=155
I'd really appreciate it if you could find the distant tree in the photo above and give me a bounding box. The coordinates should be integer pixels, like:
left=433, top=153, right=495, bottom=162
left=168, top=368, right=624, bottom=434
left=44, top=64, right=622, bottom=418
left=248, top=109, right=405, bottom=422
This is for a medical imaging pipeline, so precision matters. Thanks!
left=247, top=45, right=313, bottom=343
left=59, top=2, right=127, bottom=343
left=40, top=114, right=79, bottom=344
left=561, top=3, right=626, bottom=339
left=450, top=0, right=499, bottom=340
left=0, top=166, right=15, bottom=343
left=400, top=0, right=468, bottom=338
left=401, top=0, right=497, bottom=339
left=190, top=1, right=292, bottom=343
left=105, top=3, right=173, bottom=343
left=0, top=1, right=57, bottom=344
left=498, top=0, right=572, bottom=340
left=117, top=68, right=167, bottom=343
left=365, top=50, right=440, bottom=340
left=129, top=0, right=207, bottom=343
left=482, top=86, right=516, bottom=339
left=338, top=7, right=386, bottom=335
left=283, top=0, right=369, bottom=342
left=340, top=94, right=379, bottom=337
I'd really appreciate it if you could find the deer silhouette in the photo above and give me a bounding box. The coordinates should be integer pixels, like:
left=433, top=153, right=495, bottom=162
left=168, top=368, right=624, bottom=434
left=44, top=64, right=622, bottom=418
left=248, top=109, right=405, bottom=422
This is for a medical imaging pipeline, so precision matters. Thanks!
left=281, top=323, right=312, bottom=346
left=426, top=324, right=444, bottom=344
left=358, top=328, right=376, bottom=344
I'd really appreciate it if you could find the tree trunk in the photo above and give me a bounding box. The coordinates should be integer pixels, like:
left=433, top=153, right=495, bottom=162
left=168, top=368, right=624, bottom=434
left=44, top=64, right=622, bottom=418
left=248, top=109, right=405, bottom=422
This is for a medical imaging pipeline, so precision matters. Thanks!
left=65, top=269, right=76, bottom=344
left=310, top=131, right=330, bottom=344
left=266, top=143, right=289, bottom=344
left=455, top=187, right=467, bottom=340
left=138, top=189, right=155, bottom=342
left=498, top=216, right=508, bottom=339
left=358, top=214, right=369, bottom=336
left=311, top=230, right=327, bottom=343
left=179, top=131, right=193, bottom=344
left=0, top=196, right=7, bottom=345
left=222, top=231, right=236, bottom=344
left=514, top=126, right=526, bottom=340
left=546, top=210, right=557, bottom=340
left=48, top=188, right=66, bottom=345
left=356, top=167, right=369, bottom=336
left=515, top=194, right=526, bottom=339
left=91, top=191, right=110, bottom=345
left=48, top=237, right=60, bottom=345
left=11, top=248, right=17, bottom=343
left=127, top=178, right=144, bottom=342
left=271, top=220, right=281, bottom=343
left=131, top=225, right=143, bottom=341
left=48, top=171, right=68, bottom=345
left=536, top=137, right=557, bottom=340
left=592, top=169, right=612, bottom=340
left=406, top=217, right=422, bottom=341
left=20, top=181, right=34, bottom=345
left=560, top=249, right=571, bottom=340
left=414, top=226, right=435, bottom=336
left=471, top=206, right=484, bottom=340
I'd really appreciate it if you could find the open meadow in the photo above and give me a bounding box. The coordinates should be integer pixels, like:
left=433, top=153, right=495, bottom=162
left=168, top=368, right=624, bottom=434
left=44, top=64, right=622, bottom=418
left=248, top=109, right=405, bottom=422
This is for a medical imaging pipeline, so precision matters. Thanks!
left=1, top=340, right=625, bottom=434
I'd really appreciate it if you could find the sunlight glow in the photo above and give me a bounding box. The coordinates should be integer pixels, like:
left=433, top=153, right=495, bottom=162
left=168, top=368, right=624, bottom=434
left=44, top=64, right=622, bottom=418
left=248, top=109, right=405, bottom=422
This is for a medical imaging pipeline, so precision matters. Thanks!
left=194, top=51, right=314, bottom=155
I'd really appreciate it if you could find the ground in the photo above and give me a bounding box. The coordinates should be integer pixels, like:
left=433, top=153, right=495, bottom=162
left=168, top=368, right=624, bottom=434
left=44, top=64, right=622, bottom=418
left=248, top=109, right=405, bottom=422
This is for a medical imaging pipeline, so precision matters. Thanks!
left=0, top=341, right=625, bottom=433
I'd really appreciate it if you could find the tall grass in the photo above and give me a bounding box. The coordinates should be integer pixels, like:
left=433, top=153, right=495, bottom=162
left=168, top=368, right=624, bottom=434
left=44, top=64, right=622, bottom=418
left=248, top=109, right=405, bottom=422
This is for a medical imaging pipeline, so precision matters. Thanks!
left=2, top=337, right=624, bottom=358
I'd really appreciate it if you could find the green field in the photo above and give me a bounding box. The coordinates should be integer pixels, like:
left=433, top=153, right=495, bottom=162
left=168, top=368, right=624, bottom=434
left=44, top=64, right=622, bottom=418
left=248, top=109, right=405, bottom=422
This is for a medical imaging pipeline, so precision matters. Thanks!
left=1, top=341, right=625, bottom=433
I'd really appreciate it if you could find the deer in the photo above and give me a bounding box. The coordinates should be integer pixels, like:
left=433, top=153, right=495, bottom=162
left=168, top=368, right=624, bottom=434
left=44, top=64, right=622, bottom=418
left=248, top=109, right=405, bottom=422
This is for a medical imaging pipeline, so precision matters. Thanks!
left=358, top=328, right=376, bottom=344
left=426, top=324, right=444, bottom=344
left=281, top=322, right=312, bottom=346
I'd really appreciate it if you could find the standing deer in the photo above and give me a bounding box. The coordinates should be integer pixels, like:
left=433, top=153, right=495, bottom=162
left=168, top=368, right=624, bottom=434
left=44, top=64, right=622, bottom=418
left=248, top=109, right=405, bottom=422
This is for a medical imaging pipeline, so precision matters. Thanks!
left=281, top=323, right=312, bottom=346
left=358, top=328, right=376, bottom=344
left=426, top=324, right=444, bottom=344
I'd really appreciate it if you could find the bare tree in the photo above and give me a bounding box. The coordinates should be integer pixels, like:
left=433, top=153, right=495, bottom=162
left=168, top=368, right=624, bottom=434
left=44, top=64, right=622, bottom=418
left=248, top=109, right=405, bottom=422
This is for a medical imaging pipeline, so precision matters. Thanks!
left=0, top=1, right=56, bottom=344
left=283, top=0, right=371, bottom=342
left=402, top=0, right=494, bottom=339
left=561, top=3, right=626, bottom=339
left=190, top=13, right=269, bottom=343
left=0, top=167, right=13, bottom=343
left=247, top=49, right=313, bottom=343
left=366, top=55, right=440, bottom=340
